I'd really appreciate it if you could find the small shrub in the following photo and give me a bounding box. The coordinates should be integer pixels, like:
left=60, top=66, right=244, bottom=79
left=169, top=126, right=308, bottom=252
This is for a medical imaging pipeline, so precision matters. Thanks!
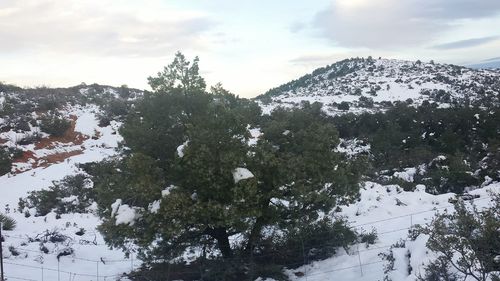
left=255, top=218, right=357, bottom=270
left=40, top=245, right=49, bottom=254
left=338, top=101, right=350, bottom=111
left=0, top=213, right=17, bottom=230
left=379, top=239, right=407, bottom=275
left=0, top=147, right=21, bottom=176
left=17, top=133, right=41, bottom=145
left=39, top=113, right=71, bottom=137
left=358, top=228, right=378, bottom=246
left=420, top=196, right=500, bottom=281
left=0, top=148, right=13, bottom=176
left=8, top=246, right=20, bottom=256
left=416, top=256, right=459, bottom=281
left=14, top=119, right=31, bottom=132
left=18, top=174, right=94, bottom=216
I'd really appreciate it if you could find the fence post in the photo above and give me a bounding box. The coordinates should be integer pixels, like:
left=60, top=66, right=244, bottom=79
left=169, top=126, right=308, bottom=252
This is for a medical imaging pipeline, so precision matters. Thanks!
left=41, top=266, right=44, bottom=281
left=58, top=259, right=60, bottom=281
left=131, top=252, right=134, bottom=272
left=357, top=244, right=364, bottom=277
left=96, top=261, right=99, bottom=281
left=410, top=214, right=413, bottom=228
left=300, top=235, right=308, bottom=281
left=1, top=222, right=4, bottom=281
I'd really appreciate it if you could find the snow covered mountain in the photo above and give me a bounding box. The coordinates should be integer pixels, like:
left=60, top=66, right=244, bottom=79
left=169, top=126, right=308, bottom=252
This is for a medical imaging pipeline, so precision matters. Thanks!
left=257, top=57, right=500, bottom=115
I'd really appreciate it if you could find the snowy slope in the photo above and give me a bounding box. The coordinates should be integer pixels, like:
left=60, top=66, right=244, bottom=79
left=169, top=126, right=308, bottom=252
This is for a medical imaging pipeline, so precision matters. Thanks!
left=286, top=182, right=499, bottom=281
left=0, top=105, right=138, bottom=281
left=257, top=57, right=500, bottom=115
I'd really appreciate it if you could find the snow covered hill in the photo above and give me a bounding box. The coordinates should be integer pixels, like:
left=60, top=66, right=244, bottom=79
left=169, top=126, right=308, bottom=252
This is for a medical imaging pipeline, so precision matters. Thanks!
left=0, top=85, right=141, bottom=281
left=0, top=58, right=499, bottom=281
left=257, top=57, right=500, bottom=115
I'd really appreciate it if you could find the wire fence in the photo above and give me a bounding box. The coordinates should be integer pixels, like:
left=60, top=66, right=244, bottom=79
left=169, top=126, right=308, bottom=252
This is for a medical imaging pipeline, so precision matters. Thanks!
left=1, top=194, right=495, bottom=281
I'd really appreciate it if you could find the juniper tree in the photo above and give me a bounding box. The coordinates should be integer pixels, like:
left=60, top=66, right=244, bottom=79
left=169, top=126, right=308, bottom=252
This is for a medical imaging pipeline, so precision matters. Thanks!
left=91, top=54, right=363, bottom=268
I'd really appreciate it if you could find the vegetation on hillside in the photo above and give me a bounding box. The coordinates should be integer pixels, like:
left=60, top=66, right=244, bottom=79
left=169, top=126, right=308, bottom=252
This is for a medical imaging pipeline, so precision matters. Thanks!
left=332, top=104, right=500, bottom=193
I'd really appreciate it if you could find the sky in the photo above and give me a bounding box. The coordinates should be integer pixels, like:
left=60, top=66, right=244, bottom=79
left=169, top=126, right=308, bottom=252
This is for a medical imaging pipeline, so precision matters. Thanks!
left=1, top=0, right=499, bottom=98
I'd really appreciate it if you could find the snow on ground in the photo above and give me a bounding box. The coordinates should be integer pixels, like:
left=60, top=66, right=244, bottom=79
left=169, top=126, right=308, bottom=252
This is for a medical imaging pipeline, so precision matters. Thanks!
left=0, top=105, right=134, bottom=281
left=286, top=181, right=500, bottom=281
left=336, top=138, right=371, bottom=158
left=248, top=127, right=262, bottom=146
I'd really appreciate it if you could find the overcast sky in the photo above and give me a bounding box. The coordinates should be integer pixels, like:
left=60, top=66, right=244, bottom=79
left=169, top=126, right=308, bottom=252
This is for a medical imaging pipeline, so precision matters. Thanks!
left=1, top=0, right=499, bottom=98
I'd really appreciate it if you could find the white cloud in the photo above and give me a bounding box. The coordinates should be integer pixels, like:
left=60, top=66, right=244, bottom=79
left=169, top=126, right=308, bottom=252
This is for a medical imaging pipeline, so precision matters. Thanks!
left=0, top=0, right=214, bottom=57
left=312, top=0, right=500, bottom=48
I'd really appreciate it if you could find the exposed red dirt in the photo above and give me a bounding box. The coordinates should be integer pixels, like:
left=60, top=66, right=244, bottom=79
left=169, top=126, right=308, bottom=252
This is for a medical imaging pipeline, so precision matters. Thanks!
left=34, top=115, right=88, bottom=149
left=12, top=115, right=88, bottom=174
left=42, top=150, right=83, bottom=165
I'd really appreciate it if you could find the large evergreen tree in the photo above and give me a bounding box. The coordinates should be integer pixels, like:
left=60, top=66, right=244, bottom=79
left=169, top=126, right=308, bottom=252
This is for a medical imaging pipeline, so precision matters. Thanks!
left=90, top=54, right=363, bottom=276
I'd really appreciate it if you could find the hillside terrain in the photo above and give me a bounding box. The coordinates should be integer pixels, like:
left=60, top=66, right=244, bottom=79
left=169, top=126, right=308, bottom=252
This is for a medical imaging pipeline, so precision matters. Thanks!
left=0, top=57, right=499, bottom=281
left=258, top=57, right=500, bottom=115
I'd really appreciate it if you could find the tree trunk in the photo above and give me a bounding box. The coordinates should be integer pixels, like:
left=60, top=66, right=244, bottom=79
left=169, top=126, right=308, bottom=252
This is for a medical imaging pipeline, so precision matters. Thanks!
left=245, top=216, right=265, bottom=255
left=208, top=227, right=233, bottom=259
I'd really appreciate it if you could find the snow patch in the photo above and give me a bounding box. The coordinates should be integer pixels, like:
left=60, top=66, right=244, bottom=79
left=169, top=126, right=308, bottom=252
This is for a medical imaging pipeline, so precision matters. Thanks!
left=115, top=204, right=140, bottom=226
left=162, top=185, right=176, bottom=197
left=393, top=167, right=417, bottom=182
left=110, top=199, right=122, bottom=217
left=232, top=167, right=254, bottom=183
left=177, top=140, right=189, bottom=158
left=149, top=200, right=161, bottom=214
left=74, top=107, right=100, bottom=136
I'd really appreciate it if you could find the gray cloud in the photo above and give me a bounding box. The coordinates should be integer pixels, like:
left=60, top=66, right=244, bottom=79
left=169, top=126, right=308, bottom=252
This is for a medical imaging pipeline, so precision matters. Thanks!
left=0, top=0, right=215, bottom=57
left=289, top=54, right=344, bottom=66
left=482, top=56, right=500, bottom=62
left=289, top=21, right=306, bottom=33
left=312, top=0, right=500, bottom=48
left=432, top=36, right=500, bottom=50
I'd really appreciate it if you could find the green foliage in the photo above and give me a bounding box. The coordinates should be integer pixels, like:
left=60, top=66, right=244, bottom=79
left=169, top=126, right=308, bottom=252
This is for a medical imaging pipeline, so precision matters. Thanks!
left=424, top=154, right=478, bottom=194
left=332, top=104, right=500, bottom=193
left=0, top=213, right=17, bottom=230
left=358, top=228, right=378, bottom=246
left=338, top=101, right=350, bottom=111
left=148, top=51, right=206, bottom=93
left=417, top=256, right=459, bottom=281
left=0, top=82, right=21, bottom=93
left=127, top=218, right=357, bottom=281
left=358, top=96, right=374, bottom=108
left=0, top=148, right=13, bottom=176
left=18, top=174, right=94, bottom=216
left=39, top=113, right=71, bottom=136
left=37, top=95, right=61, bottom=111
left=90, top=54, right=364, bottom=280
left=0, top=146, right=22, bottom=176
left=98, top=98, right=130, bottom=126
left=420, top=194, right=500, bottom=281
left=261, top=218, right=357, bottom=267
